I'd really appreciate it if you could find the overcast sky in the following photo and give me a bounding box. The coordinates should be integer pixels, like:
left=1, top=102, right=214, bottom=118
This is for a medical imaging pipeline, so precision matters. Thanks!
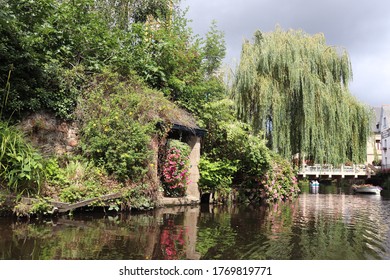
left=181, top=0, right=390, bottom=107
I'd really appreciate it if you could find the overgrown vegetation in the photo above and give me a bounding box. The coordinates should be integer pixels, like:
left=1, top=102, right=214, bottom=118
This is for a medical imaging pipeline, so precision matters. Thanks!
left=79, top=72, right=154, bottom=182
left=0, top=0, right=227, bottom=215
left=198, top=99, right=297, bottom=203
left=199, top=99, right=270, bottom=181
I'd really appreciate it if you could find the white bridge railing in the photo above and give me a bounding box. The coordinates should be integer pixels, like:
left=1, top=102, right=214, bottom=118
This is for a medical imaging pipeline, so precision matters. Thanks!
left=298, top=164, right=375, bottom=178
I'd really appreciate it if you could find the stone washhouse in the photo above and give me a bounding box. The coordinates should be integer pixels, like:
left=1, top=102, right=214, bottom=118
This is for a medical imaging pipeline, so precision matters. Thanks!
left=155, top=123, right=206, bottom=206
left=19, top=112, right=207, bottom=208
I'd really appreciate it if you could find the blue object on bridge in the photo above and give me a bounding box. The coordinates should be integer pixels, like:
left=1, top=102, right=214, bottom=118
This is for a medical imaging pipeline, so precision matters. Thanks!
left=310, top=180, right=319, bottom=188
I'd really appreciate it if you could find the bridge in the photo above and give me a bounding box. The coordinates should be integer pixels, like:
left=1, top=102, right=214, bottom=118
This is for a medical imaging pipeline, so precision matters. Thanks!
left=298, top=164, right=378, bottom=179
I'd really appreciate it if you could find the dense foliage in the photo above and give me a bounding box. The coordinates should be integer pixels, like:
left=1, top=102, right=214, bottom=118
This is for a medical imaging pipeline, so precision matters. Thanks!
left=233, top=28, right=371, bottom=165
left=198, top=99, right=300, bottom=202
left=79, top=72, right=153, bottom=182
left=201, top=100, right=270, bottom=176
left=0, top=0, right=226, bottom=119
left=0, top=0, right=229, bottom=213
left=260, top=155, right=300, bottom=203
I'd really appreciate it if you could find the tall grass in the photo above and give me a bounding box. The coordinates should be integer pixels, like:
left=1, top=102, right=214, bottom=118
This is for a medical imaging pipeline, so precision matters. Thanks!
left=0, top=121, right=45, bottom=194
left=0, top=69, right=12, bottom=119
left=1, top=69, right=45, bottom=195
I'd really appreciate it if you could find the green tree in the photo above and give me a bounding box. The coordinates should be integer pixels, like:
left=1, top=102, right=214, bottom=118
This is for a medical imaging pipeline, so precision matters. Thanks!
left=0, top=1, right=49, bottom=117
left=1, top=0, right=128, bottom=118
left=199, top=99, right=271, bottom=191
left=94, top=0, right=175, bottom=30
left=202, top=20, right=226, bottom=77
left=233, top=27, right=371, bottom=165
left=176, top=20, right=226, bottom=114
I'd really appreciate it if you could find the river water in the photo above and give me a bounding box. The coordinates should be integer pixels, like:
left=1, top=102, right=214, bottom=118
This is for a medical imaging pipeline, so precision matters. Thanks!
left=1, top=184, right=390, bottom=260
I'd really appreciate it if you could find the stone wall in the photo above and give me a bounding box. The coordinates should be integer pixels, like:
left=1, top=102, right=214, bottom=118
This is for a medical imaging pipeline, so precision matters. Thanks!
left=187, top=135, right=201, bottom=200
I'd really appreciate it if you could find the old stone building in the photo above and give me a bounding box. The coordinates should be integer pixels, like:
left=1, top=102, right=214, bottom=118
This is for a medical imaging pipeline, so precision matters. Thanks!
left=367, top=107, right=382, bottom=166
left=19, top=110, right=206, bottom=206
left=380, top=105, right=390, bottom=169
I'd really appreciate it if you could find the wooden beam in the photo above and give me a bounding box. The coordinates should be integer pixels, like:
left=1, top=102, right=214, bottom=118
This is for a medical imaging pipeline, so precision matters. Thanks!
left=9, top=193, right=123, bottom=214
left=58, top=193, right=122, bottom=213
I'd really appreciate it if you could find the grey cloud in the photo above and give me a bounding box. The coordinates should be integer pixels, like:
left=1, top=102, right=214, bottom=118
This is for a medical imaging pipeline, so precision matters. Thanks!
left=182, top=0, right=390, bottom=106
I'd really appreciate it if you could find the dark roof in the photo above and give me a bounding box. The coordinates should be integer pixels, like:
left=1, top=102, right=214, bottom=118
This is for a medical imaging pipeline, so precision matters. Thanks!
left=156, top=121, right=207, bottom=138
left=381, top=105, right=390, bottom=131
left=171, top=123, right=207, bottom=137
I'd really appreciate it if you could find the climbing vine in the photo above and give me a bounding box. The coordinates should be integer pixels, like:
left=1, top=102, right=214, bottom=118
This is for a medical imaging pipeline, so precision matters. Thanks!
left=162, top=140, right=190, bottom=197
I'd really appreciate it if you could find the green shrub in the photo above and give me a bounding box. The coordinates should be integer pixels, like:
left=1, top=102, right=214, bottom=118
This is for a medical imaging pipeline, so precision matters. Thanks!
left=82, top=117, right=152, bottom=182
left=260, top=154, right=300, bottom=203
left=59, top=182, right=107, bottom=204
left=44, top=157, right=69, bottom=187
left=199, top=156, right=238, bottom=195
left=198, top=99, right=300, bottom=204
left=121, top=183, right=155, bottom=211
left=28, top=197, right=54, bottom=216
left=53, top=157, right=117, bottom=204
left=79, top=73, right=153, bottom=182
left=200, top=99, right=271, bottom=188
left=12, top=196, right=55, bottom=217
left=167, top=139, right=191, bottom=158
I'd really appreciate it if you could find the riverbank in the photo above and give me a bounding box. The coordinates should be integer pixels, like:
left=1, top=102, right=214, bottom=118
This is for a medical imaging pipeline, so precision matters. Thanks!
left=0, top=190, right=202, bottom=218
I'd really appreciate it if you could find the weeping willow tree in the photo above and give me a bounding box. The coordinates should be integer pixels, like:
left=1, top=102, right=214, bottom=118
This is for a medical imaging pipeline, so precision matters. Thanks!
left=233, top=28, right=371, bottom=165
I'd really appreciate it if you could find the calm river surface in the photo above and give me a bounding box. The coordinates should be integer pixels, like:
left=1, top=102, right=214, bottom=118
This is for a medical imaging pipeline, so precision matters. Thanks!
left=1, top=184, right=390, bottom=260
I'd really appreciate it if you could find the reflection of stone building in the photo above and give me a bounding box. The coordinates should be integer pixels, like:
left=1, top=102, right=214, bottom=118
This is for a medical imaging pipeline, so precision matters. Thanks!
left=153, top=206, right=201, bottom=260
left=380, top=105, right=390, bottom=169
left=367, top=107, right=382, bottom=165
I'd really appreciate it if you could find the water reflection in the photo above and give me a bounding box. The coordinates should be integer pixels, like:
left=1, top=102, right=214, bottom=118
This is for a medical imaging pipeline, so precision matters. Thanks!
left=1, top=187, right=390, bottom=260
left=309, top=185, right=319, bottom=194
